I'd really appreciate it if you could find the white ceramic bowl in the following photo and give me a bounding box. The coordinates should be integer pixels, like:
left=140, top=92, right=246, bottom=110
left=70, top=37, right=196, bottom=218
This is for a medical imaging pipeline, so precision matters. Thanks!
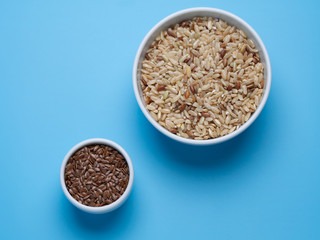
left=133, top=7, right=271, bottom=145
left=60, top=138, right=134, bottom=214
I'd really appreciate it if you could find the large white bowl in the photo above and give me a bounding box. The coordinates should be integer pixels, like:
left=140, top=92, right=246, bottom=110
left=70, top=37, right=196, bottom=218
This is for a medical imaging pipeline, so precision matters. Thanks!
left=133, top=7, right=271, bottom=145
left=60, top=138, right=134, bottom=214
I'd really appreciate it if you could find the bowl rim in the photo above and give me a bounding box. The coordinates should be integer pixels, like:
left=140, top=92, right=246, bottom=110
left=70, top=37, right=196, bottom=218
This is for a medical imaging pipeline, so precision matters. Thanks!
left=133, top=7, right=271, bottom=145
left=60, top=138, right=134, bottom=214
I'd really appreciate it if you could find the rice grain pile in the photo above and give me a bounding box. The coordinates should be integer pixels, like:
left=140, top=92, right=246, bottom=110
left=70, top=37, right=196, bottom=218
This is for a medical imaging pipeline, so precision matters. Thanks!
left=140, top=17, right=264, bottom=140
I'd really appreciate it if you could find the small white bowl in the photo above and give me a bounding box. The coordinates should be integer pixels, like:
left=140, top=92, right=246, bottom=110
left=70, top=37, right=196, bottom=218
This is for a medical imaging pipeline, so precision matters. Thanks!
left=133, top=7, right=271, bottom=145
left=60, top=138, right=134, bottom=214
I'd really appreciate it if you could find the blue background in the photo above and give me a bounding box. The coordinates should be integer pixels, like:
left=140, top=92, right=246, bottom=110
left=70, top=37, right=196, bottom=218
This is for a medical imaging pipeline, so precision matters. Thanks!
left=1, top=0, right=320, bottom=239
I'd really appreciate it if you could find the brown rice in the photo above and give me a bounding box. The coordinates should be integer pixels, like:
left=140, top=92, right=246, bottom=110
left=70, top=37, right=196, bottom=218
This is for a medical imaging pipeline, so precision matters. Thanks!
left=140, top=17, right=264, bottom=140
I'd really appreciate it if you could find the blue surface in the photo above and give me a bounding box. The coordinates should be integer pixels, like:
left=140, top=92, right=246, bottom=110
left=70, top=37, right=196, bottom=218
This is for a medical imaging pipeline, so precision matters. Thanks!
left=1, top=0, right=320, bottom=239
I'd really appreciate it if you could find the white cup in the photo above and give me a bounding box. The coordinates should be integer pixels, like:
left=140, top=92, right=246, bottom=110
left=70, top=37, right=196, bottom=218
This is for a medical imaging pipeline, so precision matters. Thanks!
left=133, top=7, right=271, bottom=145
left=60, top=138, right=134, bottom=214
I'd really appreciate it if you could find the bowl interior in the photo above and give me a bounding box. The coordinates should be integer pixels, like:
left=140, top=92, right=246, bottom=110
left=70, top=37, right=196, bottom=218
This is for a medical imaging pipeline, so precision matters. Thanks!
left=134, top=8, right=271, bottom=145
